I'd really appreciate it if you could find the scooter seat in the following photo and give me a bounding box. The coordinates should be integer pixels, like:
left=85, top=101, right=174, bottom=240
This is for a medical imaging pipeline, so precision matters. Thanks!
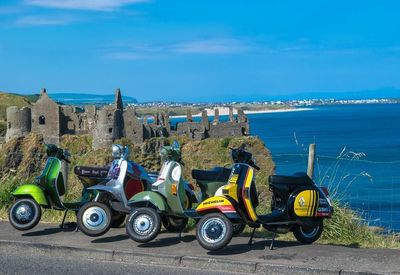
left=74, top=166, right=110, bottom=178
left=192, top=167, right=231, bottom=182
left=269, top=172, right=313, bottom=185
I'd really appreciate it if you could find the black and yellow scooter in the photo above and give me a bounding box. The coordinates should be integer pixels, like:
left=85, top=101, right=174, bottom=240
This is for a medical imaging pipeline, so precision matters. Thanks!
left=195, top=146, right=333, bottom=251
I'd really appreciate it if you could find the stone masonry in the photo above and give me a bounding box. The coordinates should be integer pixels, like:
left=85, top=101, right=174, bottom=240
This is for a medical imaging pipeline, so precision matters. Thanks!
left=5, top=88, right=250, bottom=149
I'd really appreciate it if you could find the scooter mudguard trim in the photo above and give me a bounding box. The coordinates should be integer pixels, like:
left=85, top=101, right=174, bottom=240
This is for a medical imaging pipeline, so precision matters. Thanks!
left=128, top=191, right=168, bottom=212
left=12, top=184, right=48, bottom=207
left=294, top=190, right=319, bottom=217
left=196, top=196, right=237, bottom=214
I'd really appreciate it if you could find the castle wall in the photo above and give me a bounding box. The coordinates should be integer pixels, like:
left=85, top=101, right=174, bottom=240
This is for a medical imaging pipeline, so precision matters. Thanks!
left=208, top=122, right=248, bottom=138
left=175, top=122, right=207, bottom=140
left=92, top=107, right=123, bottom=150
left=5, top=106, right=32, bottom=142
left=123, top=107, right=144, bottom=143
left=31, top=89, right=61, bottom=144
left=3, top=88, right=250, bottom=149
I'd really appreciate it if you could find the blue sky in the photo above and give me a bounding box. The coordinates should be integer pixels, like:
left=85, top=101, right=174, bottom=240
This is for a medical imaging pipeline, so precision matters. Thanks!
left=1, top=0, right=400, bottom=102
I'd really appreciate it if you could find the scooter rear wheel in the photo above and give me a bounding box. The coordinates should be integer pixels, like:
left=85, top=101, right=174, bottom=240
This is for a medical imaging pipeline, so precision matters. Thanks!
left=111, top=212, right=126, bottom=228
left=9, top=198, right=41, bottom=231
left=126, top=207, right=161, bottom=243
left=77, top=202, right=112, bottom=237
left=162, top=216, right=188, bottom=232
left=196, top=213, right=233, bottom=251
left=292, top=222, right=323, bottom=244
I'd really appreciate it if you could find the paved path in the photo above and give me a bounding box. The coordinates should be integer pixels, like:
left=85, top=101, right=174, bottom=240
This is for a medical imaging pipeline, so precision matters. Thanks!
left=0, top=251, right=240, bottom=275
left=0, top=221, right=399, bottom=274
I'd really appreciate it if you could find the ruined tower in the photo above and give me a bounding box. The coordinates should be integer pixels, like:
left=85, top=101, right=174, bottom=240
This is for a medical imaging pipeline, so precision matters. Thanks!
left=123, top=106, right=144, bottom=143
left=92, top=89, right=124, bottom=149
left=31, top=88, right=61, bottom=144
left=5, top=106, right=32, bottom=142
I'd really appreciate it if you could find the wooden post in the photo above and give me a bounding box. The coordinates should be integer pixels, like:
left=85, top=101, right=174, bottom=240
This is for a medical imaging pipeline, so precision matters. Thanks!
left=307, top=144, right=316, bottom=179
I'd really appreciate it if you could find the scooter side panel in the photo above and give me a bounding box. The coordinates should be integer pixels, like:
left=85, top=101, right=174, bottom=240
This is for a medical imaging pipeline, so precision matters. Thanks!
left=240, top=166, right=258, bottom=222
left=293, top=190, right=319, bottom=217
left=196, top=196, right=236, bottom=214
left=128, top=191, right=168, bottom=212
left=12, top=184, right=49, bottom=207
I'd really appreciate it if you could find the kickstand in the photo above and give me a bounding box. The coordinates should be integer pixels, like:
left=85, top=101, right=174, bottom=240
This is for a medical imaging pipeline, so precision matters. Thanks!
left=177, top=231, right=182, bottom=238
left=269, top=232, right=277, bottom=250
left=248, top=227, right=256, bottom=246
left=60, top=210, right=68, bottom=229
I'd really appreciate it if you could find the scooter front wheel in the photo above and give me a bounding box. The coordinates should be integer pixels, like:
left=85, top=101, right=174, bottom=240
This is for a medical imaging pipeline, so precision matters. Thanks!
left=196, top=213, right=233, bottom=251
left=292, top=222, right=323, bottom=244
left=232, top=223, right=246, bottom=236
left=8, top=198, right=41, bottom=231
left=77, top=202, right=111, bottom=237
left=126, top=208, right=161, bottom=243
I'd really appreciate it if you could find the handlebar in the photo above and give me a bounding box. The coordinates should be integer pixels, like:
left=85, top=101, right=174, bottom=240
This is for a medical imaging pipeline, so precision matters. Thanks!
left=229, top=145, right=260, bottom=170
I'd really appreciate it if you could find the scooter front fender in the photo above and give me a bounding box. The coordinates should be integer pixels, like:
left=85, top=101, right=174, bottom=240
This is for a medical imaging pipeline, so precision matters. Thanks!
left=12, top=184, right=48, bottom=207
left=196, top=196, right=236, bottom=214
left=128, top=191, right=168, bottom=212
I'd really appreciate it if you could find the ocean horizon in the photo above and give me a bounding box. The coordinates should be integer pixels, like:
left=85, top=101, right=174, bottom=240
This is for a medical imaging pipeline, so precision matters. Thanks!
left=172, top=103, right=400, bottom=231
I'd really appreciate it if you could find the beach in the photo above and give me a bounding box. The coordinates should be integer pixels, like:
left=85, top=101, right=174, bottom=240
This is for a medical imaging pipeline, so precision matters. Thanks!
left=171, top=106, right=312, bottom=118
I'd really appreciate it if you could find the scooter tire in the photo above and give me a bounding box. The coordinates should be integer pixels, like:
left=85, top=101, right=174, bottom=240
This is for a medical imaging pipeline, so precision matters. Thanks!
left=111, top=212, right=126, bottom=228
left=232, top=223, right=246, bottom=236
left=162, top=216, right=188, bottom=232
left=292, top=222, right=323, bottom=244
left=77, top=202, right=112, bottom=237
left=126, top=207, right=161, bottom=243
left=8, top=198, right=41, bottom=231
left=196, top=212, right=233, bottom=251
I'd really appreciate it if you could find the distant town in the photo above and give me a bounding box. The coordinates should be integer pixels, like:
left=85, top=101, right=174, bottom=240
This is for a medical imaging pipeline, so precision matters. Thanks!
left=129, top=97, right=400, bottom=108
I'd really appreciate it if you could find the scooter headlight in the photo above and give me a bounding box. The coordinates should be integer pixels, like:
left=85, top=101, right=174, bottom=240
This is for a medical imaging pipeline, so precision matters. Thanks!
left=171, top=165, right=182, bottom=182
left=111, top=144, right=123, bottom=159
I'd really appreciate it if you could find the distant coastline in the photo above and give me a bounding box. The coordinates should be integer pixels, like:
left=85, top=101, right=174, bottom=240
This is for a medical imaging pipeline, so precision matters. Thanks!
left=170, top=107, right=312, bottom=118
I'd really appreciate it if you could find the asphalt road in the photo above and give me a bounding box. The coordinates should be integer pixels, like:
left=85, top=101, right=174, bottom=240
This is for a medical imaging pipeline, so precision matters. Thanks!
left=0, top=221, right=399, bottom=274
left=0, top=252, right=243, bottom=275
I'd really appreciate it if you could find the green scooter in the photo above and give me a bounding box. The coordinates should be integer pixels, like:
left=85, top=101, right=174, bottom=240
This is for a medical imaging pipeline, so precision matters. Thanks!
left=8, top=144, right=107, bottom=231
left=125, top=141, right=233, bottom=243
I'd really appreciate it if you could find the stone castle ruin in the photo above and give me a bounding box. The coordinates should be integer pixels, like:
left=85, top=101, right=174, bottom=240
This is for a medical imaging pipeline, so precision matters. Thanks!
left=5, top=88, right=249, bottom=149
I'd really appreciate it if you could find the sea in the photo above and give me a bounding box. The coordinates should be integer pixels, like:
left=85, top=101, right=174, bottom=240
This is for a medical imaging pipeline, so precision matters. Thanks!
left=171, top=103, right=400, bottom=231
left=248, top=104, right=400, bottom=232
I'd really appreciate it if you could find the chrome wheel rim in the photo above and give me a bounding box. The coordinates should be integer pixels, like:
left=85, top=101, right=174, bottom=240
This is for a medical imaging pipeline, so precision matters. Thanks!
left=201, top=218, right=226, bottom=244
left=300, top=226, right=319, bottom=238
left=82, top=206, right=108, bottom=231
left=133, top=214, right=154, bottom=236
left=14, top=203, right=34, bottom=223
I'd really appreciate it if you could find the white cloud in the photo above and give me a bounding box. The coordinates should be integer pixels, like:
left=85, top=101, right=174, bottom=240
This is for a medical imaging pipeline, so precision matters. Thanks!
left=15, top=15, right=78, bottom=26
left=170, top=39, right=250, bottom=54
left=24, top=0, right=149, bottom=11
left=104, top=38, right=252, bottom=60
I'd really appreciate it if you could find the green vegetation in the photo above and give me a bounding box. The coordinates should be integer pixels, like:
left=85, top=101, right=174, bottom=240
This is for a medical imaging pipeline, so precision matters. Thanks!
left=0, top=121, right=6, bottom=136
left=0, top=92, right=36, bottom=121
left=0, top=133, right=398, bottom=248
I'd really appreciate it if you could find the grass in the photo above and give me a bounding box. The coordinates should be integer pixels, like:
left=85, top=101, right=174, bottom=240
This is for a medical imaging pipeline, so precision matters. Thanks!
left=0, top=121, right=6, bottom=136
left=0, top=92, right=34, bottom=122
